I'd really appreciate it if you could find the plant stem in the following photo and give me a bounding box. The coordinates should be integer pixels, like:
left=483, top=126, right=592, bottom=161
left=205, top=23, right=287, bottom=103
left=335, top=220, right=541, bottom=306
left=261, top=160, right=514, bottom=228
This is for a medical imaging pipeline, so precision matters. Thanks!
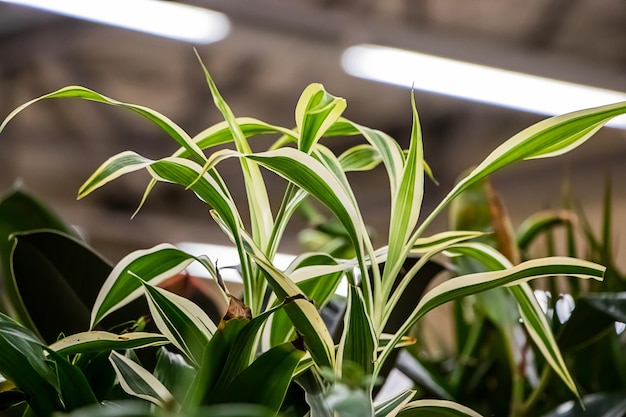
left=519, top=365, right=552, bottom=416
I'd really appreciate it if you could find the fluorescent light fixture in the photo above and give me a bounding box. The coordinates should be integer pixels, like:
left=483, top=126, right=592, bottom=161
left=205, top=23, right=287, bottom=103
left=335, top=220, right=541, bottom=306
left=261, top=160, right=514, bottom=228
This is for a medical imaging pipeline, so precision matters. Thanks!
left=1, top=0, right=230, bottom=44
left=342, top=44, right=626, bottom=129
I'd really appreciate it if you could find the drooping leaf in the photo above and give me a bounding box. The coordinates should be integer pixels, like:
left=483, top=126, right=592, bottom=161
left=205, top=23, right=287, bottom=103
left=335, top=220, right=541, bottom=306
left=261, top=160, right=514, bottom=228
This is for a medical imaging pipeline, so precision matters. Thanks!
left=415, top=101, right=626, bottom=244
left=0, top=86, right=206, bottom=163
left=378, top=256, right=605, bottom=375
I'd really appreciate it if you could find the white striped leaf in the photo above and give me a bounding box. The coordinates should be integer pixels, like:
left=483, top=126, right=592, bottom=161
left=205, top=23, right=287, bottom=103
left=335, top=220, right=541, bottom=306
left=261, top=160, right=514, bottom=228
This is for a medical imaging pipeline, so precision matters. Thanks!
left=397, top=399, right=482, bottom=417
left=416, top=101, right=626, bottom=238
left=142, top=281, right=217, bottom=366
left=50, top=331, right=168, bottom=356
left=295, top=83, right=347, bottom=153
left=377, top=256, right=605, bottom=375
left=196, top=51, right=274, bottom=252
left=90, top=244, right=199, bottom=328
left=374, top=389, right=414, bottom=417
left=448, top=242, right=580, bottom=396
left=109, top=351, right=176, bottom=409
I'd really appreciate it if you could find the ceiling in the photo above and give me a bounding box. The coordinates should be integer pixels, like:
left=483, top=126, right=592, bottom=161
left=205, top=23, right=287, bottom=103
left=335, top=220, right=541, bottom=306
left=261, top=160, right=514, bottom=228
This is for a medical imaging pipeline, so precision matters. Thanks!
left=1, top=0, right=625, bottom=262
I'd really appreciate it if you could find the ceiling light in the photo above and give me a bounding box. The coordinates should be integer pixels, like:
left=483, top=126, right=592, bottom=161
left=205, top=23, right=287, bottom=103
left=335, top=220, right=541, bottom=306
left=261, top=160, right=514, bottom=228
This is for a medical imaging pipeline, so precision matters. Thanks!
left=342, top=44, right=626, bottom=129
left=1, top=0, right=230, bottom=44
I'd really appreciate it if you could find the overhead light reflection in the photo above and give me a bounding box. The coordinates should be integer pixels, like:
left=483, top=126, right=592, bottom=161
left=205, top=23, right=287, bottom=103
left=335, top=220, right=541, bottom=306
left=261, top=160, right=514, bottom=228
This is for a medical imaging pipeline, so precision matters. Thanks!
left=1, top=0, right=230, bottom=44
left=342, top=44, right=626, bottom=129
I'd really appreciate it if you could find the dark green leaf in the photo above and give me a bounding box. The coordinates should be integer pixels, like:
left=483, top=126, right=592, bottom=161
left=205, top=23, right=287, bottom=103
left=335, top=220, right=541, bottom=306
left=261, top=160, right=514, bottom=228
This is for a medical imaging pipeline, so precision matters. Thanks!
left=10, top=230, right=112, bottom=343
left=0, top=186, right=75, bottom=322
left=542, top=392, right=626, bottom=417
left=0, top=312, right=62, bottom=416
left=45, top=348, right=98, bottom=411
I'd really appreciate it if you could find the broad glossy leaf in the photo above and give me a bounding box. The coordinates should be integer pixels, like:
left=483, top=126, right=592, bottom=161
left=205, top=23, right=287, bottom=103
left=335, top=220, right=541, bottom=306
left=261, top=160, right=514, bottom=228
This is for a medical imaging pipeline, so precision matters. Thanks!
left=10, top=230, right=113, bottom=343
left=109, top=351, right=176, bottom=409
left=91, top=244, right=198, bottom=328
left=0, top=86, right=206, bottom=163
left=0, top=186, right=76, bottom=319
left=295, top=83, right=347, bottom=153
left=50, top=331, right=168, bottom=356
left=397, top=399, right=482, bottom=417
left=142, top=281, right=216, bottom=366
left=0, top=312, right=62, bottom=416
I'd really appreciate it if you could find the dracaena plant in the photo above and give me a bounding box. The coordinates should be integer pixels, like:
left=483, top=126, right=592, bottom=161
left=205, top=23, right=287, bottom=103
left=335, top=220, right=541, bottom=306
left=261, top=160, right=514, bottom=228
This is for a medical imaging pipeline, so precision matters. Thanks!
left=1, top=51, right=626, bottom=417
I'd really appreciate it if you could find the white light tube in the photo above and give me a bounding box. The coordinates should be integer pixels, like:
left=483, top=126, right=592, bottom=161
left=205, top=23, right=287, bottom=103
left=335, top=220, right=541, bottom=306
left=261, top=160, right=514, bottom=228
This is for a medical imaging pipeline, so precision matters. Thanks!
left=342, top=44, right=626, bottom=129
left=1, top=0, right=230, bottom=44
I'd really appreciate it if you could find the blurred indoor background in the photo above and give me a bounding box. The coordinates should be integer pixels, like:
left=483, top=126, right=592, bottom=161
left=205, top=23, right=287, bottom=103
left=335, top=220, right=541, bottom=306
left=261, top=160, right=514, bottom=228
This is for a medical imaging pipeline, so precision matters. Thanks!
left=0, top=0, right=625, bottom=264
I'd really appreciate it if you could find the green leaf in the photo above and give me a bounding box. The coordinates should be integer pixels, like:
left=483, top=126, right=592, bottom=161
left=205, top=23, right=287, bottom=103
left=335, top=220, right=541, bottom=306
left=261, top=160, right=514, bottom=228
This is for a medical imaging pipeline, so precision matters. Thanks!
left=153, top=347, right=195, bottom=403
left=397, top=399, right=483, bottom=417
left=338, top=285, right=376, bottom=381
left=239, top=231, right=336, bottom=370
left=338, top=144, right=382, bottom=172
left=78, top=151, right=154, bottom=199
left=142, top=281, right=216, bottom=366
left=90, top=244, right=198, bottom=328
left=516, top=209, right=575, bottom=252
left=50, top=331, right=169, bottom=356
left=384, top=92, right=425, bottom=301
left=0, top=312, right=62, bottom=416
left=0, top=186, right=76, bottom=322
left=295, top=83, right=347, bottom=153
left=10, top=230, right=113, bottom=344
left=0, top=86, right=206, bottom=163
left=109, top=351, right=176, bottom=409
left=45, top=348, right=98, bottom=412
left=208, top=342, right=305, bottom=412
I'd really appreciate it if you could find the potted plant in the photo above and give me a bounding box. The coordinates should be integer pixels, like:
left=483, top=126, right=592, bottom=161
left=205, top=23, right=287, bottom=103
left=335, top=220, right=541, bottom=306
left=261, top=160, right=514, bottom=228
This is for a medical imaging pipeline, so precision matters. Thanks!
left=1, top=52, right=625, bottom=416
